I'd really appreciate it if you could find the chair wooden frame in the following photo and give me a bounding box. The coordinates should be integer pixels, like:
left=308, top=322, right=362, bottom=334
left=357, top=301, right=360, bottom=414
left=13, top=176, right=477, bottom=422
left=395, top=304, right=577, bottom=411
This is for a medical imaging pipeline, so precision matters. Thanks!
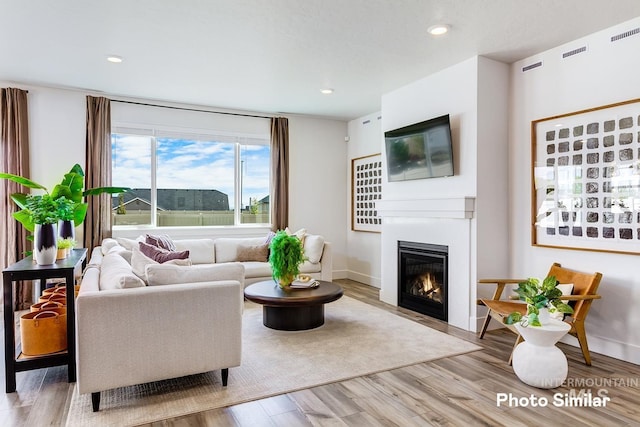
left=477, top=263, right=602, bottom=366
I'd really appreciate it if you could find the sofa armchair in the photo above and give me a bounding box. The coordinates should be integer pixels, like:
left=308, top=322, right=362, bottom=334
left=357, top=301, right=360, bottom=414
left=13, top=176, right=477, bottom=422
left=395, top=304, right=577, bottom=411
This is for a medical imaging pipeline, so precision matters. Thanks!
left=75, top=262, right=244, bottom=412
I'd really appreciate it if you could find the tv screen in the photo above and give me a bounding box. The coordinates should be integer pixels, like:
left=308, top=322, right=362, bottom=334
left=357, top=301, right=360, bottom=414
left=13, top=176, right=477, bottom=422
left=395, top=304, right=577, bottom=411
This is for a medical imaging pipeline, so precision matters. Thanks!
left=384, top=114, right=454, bottom=182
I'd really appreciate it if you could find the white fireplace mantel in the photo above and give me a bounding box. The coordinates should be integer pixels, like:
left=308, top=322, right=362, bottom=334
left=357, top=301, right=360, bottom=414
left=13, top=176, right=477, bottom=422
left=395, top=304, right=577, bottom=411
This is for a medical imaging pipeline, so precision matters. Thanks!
left=376, top=197, right=475, bottom=219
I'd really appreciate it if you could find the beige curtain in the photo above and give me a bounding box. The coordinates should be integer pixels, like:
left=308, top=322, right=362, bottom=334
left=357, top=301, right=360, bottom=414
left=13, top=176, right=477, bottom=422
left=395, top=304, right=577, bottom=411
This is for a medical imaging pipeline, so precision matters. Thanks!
left=0, top=88, right=32, bottom=309
left=270, top=117, right=289, bottom=231
left=84, top=96, right=112, bottom=252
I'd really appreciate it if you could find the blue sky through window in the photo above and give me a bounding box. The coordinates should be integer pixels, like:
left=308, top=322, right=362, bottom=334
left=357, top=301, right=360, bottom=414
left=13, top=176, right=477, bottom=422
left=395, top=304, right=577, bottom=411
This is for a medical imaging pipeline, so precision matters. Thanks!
left=112, top=135, right=270, bottom=211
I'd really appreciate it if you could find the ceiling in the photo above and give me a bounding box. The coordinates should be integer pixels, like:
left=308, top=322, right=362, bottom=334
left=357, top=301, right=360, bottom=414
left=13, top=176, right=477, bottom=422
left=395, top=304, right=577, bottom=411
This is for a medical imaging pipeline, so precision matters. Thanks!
left=2, top=1, right=640, bottom=120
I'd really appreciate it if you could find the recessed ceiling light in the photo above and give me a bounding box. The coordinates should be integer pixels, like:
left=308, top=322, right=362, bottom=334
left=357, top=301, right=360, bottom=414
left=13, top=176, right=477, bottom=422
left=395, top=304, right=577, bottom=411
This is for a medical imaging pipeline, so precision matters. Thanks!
left=320, top=88, right=334, bottom=95
left=107, top=55, right=123, bottom=63
left=427, top=24, right=450, bottom=36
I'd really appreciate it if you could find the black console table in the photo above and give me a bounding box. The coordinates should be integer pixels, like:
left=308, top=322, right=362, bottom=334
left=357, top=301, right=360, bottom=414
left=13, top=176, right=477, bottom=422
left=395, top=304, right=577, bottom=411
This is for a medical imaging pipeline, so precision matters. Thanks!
left=2, top=248, right=87, bottom=393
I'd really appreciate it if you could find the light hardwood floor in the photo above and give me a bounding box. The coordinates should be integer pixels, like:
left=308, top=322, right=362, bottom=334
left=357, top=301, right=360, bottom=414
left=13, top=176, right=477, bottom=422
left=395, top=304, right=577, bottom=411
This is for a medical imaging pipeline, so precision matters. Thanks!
left=1, top=279, right=639, bottom=426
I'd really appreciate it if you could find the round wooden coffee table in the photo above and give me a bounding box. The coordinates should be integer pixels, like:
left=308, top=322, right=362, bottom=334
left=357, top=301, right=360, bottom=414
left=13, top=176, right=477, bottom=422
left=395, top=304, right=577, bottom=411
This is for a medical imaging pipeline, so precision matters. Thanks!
left=244, top=280, right=343, bottom=331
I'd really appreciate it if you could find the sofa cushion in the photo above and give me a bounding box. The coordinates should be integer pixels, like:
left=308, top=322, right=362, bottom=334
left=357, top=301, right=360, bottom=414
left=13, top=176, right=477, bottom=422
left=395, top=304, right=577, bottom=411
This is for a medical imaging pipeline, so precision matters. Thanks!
left=100, top=238, right=120, bottom=255
left=131, top=245, right=192, bottom=280
left=236, top=244, right=269, bottom=262
left=215, top=237, right=265, bottom=263
left=139, top=241, right=190, bottom=263
left=79, top=265, right=100, bottom=293
left=115, top=235, right=144, bottom=250
left=99, top=253, right=146, bottom=290
left=145, top=234, right=176, bottom=251
left=303, top=234, right=325, bottom=264
left=107, top=245, right=132, bottom=264
left=299, top=260, right=322, bottom=274
left=242, top=261, right=273, bottom=278
left=174, top=239, right=216, bottom=264
left=146, top=262, right=245, bottom=287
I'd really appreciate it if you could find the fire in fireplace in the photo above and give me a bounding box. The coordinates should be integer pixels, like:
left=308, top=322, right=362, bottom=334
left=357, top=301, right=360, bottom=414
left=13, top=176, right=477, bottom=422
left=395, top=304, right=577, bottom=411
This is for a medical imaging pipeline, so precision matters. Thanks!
left=397, top=241, right=448, bottom=321
left=408, top=272, right=444, bottom=304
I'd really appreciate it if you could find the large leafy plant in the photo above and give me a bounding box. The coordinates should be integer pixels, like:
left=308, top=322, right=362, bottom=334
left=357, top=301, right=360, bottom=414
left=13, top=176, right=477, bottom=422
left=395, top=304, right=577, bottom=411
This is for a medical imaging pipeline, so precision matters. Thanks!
left=505, top=276, right=574, bottom=327
left=268, top=230, right=306, bottom=288
left=1, top=164, right=129, bottom=232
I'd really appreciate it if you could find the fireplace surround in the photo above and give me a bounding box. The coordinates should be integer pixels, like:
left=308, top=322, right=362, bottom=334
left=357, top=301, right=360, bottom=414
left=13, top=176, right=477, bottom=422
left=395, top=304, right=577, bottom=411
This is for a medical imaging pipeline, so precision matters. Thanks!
left=397, top=241, right=448, bottom=321
left=377, top=197, right=477, bottom=331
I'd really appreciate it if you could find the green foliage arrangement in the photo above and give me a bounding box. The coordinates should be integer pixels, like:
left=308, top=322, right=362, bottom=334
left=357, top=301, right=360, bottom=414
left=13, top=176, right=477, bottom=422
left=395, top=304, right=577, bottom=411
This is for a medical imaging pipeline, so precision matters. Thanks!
left=23, top=194, right=72, bottom=225
left=0, top=164, right=129, bottom=232
left=504, top=276, right=574, bottom=327
left=56, top=237, right=76, bottom=249
left=268, top=230, right=306, bottom=288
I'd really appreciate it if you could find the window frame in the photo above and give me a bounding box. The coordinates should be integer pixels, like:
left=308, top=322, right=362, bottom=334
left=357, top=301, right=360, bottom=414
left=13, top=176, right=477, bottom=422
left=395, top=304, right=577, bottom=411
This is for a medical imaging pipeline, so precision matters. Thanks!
left=111, top=126, right=271, bottom=230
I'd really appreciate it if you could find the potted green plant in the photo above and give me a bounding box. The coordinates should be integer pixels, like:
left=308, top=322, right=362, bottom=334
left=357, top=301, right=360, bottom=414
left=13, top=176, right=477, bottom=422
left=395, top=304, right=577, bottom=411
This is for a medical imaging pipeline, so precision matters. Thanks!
left=56, top=194, right=78, bottom=241
left=1, top=164, right=129, bottom=236
left=504, top=276, right=574, bottom=327
left=268, top=230, right=306, bottom=289
left=56, top=237, right=76, bottom=259
left=23, top=194, right=68, bottom=265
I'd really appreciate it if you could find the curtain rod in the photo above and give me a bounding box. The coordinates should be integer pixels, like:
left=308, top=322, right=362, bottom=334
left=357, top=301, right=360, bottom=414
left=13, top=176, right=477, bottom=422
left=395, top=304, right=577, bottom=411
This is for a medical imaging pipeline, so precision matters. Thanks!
left=111, top=99, right=274, bottom=120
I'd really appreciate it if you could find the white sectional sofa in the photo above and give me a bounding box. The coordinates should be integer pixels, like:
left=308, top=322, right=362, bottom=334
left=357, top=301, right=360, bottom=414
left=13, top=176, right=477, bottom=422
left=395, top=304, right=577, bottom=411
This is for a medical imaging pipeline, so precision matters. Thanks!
left=95, top=233, right=332, bottom=285
left=74, top=232, right=332, bottom=411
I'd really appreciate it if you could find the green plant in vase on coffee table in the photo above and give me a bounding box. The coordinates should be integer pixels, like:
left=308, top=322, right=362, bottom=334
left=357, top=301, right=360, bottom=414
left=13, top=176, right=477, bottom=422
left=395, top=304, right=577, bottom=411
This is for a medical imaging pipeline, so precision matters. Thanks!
left=268, top=230, right=306, bottom=289
left=504, top=276, right=574, bottom=327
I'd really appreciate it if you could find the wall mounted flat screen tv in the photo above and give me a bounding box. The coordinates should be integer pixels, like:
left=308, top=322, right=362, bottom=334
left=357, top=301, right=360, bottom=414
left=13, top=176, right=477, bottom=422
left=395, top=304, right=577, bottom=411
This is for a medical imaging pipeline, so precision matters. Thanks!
left=384, top=114, right=454, bottom=182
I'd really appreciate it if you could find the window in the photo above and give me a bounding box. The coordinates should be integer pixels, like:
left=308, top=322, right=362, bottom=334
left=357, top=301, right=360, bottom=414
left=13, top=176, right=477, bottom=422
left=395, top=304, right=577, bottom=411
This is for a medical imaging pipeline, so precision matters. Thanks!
left=111, top=131, right=270, bottom=227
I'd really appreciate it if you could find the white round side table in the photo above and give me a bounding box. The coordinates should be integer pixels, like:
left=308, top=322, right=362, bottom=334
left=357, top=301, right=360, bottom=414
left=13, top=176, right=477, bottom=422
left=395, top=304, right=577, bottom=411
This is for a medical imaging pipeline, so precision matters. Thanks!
left=512, top=319, right=571, bottom=389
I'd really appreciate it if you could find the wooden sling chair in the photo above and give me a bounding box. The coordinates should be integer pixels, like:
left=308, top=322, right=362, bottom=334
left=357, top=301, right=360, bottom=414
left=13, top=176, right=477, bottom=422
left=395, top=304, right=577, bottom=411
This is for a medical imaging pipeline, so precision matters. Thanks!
left=477, top=263, right=603, bottom=366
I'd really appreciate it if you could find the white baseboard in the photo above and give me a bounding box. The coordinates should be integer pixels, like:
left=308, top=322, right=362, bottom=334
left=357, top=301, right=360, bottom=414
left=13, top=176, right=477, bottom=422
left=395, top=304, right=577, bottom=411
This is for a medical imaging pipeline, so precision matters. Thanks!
left=331, top=269, right=348, bottom=280
left=562, top=334, right=640, bottom=366
left=346, top=270, right=381, bottom=288
left=472, top=316, right=640, bottom=365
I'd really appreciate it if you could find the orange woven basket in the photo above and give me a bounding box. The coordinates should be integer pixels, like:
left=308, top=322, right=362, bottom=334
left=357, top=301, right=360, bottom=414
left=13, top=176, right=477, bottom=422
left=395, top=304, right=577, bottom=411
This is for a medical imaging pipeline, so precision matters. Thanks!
left=30, top=300, right=67, bottom=314
left=20, top=310, right=67, bottom=356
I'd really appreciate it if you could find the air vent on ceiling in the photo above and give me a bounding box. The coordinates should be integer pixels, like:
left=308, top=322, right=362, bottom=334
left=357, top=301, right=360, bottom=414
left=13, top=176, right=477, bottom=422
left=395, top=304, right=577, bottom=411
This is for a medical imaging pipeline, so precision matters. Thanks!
left=562, top=46, right=587, bottom=59
left=362, top=119, right=371, bottom=125
left=522, top=61, right=543, bottom=72
left=377, top=116, right=382, bottom=120
left=611, top=27, right=640, bottom=42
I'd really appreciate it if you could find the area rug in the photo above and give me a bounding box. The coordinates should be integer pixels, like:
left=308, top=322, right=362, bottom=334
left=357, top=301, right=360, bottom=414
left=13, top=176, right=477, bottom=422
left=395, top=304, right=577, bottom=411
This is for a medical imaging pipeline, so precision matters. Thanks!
left=65, top=296, right=480, bottom=426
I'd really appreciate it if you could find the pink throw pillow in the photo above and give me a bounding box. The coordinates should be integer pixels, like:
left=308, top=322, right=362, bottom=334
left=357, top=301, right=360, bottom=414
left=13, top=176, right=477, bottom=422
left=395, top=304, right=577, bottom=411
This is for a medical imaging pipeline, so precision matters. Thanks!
left=138, top=241, right=189, bottom=263
left=145, top=234, right=176, bottom=251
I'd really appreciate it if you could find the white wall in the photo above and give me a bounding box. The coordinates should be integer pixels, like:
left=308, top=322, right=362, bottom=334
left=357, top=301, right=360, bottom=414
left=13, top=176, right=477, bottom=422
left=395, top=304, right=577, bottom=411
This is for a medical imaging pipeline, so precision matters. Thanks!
left=0, top=82, right=349, bottom=277
left=288, top=115, right=348, bottom=278
left=509, top=16, right=640, bottom=363
left=379, top=56, right=510, bottom=331
left=382, top=57, right=479, bottom=199
left=346, top=112, right=382, bottom=287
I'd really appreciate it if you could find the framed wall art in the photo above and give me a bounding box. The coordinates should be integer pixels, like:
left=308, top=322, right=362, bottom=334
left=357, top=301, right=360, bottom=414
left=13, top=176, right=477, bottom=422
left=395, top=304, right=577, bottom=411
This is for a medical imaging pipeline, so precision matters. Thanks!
left=351, top=153, right=382, bottom=232
left=531, top=98, right=640, bottom=255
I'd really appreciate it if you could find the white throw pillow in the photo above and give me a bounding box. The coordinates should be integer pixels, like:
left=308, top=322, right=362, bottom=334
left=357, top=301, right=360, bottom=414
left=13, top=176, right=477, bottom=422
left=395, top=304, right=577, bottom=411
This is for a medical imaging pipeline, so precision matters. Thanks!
left=284, top=227, right=307, bottom=244
left=146, top=262, right=245, bottom=287
left=99, top=253, right=145, bottom=290
left=174, top=239, right=216, bottom=264
left=303, top=234, right=325, bottom=264
left=115, top=235, right=144, bottom=250
left=550, top=283, right=574, bottom=320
